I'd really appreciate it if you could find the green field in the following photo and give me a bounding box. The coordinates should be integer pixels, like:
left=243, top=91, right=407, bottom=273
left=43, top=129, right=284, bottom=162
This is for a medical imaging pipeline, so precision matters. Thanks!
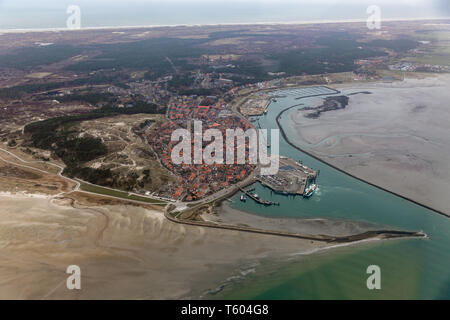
left=80, top=183, right=166, bottom=205
left=405, top=53, right=450, bottom=66
left=408, top=31, right=450, bottom=66
left=405, top=46, right=450, bottom=66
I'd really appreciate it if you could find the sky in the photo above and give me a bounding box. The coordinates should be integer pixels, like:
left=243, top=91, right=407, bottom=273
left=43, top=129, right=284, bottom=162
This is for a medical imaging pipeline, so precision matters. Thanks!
left=0, top=0, right=448, bottom=29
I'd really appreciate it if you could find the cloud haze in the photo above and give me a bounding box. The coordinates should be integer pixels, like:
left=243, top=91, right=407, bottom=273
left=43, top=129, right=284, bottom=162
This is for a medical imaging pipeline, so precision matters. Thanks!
left=0, top=0, right=448, bottom=29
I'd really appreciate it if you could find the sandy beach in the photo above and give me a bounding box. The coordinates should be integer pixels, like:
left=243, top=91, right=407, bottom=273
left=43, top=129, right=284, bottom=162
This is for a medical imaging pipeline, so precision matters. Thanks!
left=0, top=144, right=331, bottom=299
left=210, top=203, right=383, bottom=237
left=1, top=17, right=446, bottom=34
left=0, top=194, right=328, bottom=299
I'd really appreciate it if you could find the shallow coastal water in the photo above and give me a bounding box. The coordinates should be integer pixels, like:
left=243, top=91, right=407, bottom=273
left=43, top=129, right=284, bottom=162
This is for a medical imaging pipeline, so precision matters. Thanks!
left=218, top=87, right=450, bottom=299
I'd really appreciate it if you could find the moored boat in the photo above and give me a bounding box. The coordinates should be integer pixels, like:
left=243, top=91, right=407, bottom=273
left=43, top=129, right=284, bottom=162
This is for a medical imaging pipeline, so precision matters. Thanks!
left=303, top=184, right=317, bottom=198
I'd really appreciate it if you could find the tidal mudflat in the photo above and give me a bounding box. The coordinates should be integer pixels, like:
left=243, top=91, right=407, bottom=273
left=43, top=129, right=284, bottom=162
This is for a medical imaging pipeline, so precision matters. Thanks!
left=287, top=74, right=450, bottom=215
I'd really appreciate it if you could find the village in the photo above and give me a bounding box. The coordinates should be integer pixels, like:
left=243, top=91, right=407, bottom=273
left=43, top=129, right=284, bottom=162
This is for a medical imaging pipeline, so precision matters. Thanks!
left=146, top=93, right=256, bottom=201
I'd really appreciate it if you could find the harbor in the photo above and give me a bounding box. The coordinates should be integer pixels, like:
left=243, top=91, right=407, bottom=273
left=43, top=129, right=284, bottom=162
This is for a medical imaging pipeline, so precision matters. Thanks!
left=257, top=156, right=318, bottom=197
left=235, top=156, right=318, bottom=206
left=239, top=187, right=280, bottom=206
left=223, top=86, right=450, bottom=300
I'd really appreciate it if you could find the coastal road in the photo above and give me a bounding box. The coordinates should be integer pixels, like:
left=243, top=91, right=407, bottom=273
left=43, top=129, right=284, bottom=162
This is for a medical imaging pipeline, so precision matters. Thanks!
left=0, top=147, right=426, bottom=244
left=0, top=147, right=168, bottom=205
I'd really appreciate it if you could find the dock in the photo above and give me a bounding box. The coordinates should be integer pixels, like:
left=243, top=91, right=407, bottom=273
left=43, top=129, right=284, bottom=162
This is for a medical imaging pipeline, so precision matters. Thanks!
left=257, top=157, right=317, bottom=197
left=239, top=187, right=280, bottom=206
left=298, top=184, right=306, bottom=195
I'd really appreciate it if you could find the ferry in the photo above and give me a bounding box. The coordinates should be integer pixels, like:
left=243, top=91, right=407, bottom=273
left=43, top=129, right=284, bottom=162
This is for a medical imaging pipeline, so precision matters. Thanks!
left=240, top=194, right=247, bottom=202
left=303, top=184, right=317, bottom=198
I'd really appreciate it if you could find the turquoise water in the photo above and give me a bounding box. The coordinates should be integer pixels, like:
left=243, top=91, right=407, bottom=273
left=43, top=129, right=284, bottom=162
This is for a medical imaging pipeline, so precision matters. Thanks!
left=219, top=88, right=450, bottom=299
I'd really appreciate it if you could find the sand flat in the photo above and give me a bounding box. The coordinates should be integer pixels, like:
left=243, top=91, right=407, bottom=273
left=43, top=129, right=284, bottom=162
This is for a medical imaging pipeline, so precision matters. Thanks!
left=287, top=74, right=450, bottom=215
left=213, top=203, right=382, bottom=237
left=0, top=195, right=325, bottom=299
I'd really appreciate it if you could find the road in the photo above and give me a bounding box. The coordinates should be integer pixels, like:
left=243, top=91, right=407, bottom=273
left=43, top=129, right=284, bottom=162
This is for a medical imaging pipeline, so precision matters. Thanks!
left=0, top=147, right=168, bottom=206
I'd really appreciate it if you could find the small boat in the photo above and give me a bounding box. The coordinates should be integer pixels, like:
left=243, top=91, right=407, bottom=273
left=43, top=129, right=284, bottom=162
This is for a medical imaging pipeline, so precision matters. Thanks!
left=240, top=194, right=247, bottom=202
left=253, top=193, right=259, bottom=199
left=303, top=184, right=317, bottom=198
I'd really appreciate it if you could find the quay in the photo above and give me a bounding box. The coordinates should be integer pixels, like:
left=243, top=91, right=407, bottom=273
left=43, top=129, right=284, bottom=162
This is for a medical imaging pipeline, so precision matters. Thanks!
left=257, top=157, right=317, bottom=196
left=239, top=187, right=280, bottom=206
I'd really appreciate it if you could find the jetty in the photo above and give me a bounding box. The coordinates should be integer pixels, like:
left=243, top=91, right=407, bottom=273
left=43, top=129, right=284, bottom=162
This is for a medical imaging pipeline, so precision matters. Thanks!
left=239, top=187, right=280, bottom=206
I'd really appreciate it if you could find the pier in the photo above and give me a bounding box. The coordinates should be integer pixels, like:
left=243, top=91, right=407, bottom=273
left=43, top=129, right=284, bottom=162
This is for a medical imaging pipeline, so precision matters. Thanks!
left=239, top=188, right=280, bottom=206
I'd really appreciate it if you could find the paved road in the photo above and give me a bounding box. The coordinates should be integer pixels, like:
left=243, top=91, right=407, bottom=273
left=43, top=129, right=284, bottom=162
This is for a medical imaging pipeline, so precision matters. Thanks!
left=0, top=90, right=265, bottom=213
left=0, top=147, right=169, bottom=206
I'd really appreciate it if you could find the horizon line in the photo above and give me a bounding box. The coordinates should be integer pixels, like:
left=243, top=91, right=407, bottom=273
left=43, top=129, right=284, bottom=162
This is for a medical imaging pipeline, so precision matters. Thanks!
left=1, top=16, right=449, bottom=34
